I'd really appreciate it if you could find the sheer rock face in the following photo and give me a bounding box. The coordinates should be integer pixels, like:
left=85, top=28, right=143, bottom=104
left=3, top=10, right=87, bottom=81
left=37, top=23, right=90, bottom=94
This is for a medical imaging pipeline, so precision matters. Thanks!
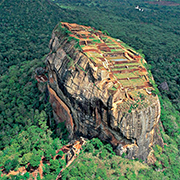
left=46, top=22, right=163, bottom=161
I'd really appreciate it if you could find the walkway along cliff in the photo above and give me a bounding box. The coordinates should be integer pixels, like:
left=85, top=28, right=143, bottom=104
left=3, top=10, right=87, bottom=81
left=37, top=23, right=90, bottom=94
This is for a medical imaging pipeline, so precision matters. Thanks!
left=46, top=22, right=163, bottom=161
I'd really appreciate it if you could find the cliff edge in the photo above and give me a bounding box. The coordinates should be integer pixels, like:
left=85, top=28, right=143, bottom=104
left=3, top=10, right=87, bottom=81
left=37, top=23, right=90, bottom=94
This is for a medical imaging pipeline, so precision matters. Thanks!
left=46, top=22, right=163, bottom=161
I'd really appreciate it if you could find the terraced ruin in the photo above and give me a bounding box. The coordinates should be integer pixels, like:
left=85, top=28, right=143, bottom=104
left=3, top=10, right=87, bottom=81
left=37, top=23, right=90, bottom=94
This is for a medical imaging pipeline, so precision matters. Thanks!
left=61, top=22, right=153, bottom=100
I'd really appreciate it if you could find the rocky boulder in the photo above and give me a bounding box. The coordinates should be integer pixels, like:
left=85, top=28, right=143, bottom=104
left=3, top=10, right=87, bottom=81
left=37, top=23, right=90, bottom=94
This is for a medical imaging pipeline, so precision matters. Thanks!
left=46, top=22, right=163, bottom=161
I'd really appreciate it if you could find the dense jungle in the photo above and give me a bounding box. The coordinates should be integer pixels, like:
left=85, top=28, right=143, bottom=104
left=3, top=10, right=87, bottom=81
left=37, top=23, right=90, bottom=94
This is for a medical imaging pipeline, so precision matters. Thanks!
left=0, top=0, right=180, bottom=179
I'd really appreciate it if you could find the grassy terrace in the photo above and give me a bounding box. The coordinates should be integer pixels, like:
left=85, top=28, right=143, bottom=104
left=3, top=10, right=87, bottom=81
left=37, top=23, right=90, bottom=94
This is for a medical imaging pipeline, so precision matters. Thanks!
left=114, top=62, right=140, bottom=67
left=114, top=72, right=138, bottom=79
left=112, top=66, right=141, bottom=71
left=106, top=43, right=119, bottom=46
left=110, top=49, right=124, bottom=52
left=85, top=52, right=102, bottom=58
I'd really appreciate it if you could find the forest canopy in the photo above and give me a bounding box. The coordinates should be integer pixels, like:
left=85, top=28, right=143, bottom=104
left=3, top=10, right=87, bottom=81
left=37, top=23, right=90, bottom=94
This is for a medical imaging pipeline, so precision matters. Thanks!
left=0, top=0, right=180, bottom=179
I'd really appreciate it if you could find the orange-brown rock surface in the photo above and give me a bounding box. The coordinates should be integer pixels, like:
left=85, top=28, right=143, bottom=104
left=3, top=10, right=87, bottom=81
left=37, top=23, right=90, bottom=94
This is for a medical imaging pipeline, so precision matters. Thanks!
left=46, top=22, right=163, bottom=161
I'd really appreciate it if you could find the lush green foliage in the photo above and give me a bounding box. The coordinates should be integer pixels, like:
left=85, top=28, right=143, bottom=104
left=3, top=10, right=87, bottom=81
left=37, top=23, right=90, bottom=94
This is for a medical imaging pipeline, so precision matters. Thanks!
left=0, top=0, right=180, bottom=179
left=0, top=112, right=65, bottom=178
left=0, top=0, right=70, bottom=179
left=61, top=137, right=180, bottom=180
left=0, top=59, right=45, bottom=148
left=62, top=139, right=145, bottom=180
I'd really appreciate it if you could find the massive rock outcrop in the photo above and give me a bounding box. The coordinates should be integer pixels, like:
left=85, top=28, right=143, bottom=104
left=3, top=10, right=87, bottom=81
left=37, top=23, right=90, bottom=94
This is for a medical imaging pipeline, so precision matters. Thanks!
left=46, top=22, right=163, bottom=161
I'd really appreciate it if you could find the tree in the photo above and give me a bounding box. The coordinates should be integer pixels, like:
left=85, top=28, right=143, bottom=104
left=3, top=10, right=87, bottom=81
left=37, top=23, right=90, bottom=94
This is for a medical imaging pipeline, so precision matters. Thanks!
left=84, top=142, right=94, bottom=153
left=50, top=159, right=60, bottom=172
left=21, top=152, right=33, bottom=165
left=99, top=149, right=108, bottom=159
left=91, top=138, right=103, bottom=149
left=4, top=158, right=18, bottom=173
left=29, top=149, right=42, bottom=168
